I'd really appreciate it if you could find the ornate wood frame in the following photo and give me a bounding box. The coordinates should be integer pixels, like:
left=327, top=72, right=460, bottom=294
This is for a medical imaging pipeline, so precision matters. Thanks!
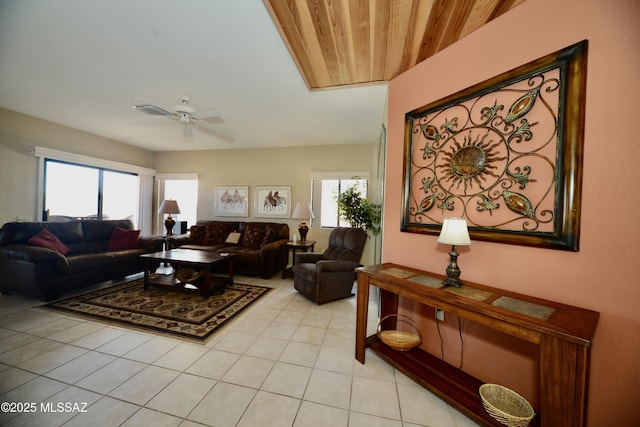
left=402, top=41, right=588, bottom=251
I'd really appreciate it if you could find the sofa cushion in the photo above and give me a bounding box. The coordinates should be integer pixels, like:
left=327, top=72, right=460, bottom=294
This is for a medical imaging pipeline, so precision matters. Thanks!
left=262, top=226, right=277, bottom=247
left=221, top=246, right=260, bottom=263
left=45, top=221, right=85, bottom=243
left=107, top=227, right=140, bottom=250
left=292, top=262, right=317, bottom=282
left=82, top=219, right=135, bottom=241
left=28, top=228, right=70, bottom=255
left=110, top=248, right=145, bottom=264
left=190, top=225, right=207, bottom=245
left=66, top=252, right=114, bottom=273
left=203, top=222, right=237, bottom=246
left=242, top=224, right=266, bottom=249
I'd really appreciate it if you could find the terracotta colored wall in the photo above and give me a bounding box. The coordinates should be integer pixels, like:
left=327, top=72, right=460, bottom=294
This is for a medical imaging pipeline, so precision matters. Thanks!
left=385, top=0, right=640, bottom=425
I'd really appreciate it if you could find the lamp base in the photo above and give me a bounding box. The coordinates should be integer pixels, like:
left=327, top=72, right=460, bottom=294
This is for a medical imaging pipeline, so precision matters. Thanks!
left=442, top=245, right=463, bottom=288
left=164, top=216, right=176, bottom=236
left=441, top=276, right=463, bottom=288
left=298, top=222, right=309, bottom=242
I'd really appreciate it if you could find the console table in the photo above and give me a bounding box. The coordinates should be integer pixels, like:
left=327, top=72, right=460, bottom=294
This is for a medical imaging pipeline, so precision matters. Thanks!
left=355, top=263, right=599, bottom=427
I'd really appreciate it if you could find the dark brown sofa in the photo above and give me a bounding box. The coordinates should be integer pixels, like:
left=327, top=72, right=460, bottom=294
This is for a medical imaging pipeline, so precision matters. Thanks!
left=0, top=219, right=164, bottom=301
left=167, top=220, right=289, bottom=279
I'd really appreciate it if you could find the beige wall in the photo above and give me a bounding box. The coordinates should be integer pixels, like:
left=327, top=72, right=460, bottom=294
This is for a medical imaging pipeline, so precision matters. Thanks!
left=0, top=107, right=383, bottom=265
left=154, top=143, right=383, bottom=265
left=0, top=108, right=154, bottom=225
left=385, top=0, right=640, bottom=425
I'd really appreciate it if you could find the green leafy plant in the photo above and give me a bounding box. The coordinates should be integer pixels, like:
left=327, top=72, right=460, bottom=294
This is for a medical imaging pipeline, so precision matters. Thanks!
left=336, top=184, right=382, bottom=235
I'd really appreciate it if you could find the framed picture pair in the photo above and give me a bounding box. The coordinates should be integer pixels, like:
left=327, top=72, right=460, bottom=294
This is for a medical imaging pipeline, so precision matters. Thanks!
left=214, top=186, right=291, bottom=218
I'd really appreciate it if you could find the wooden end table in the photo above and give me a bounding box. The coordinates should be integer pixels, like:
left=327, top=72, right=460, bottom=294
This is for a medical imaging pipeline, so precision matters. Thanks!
left=282, top=240, right=316, bottom=278
left=141, top=248, right=236, bottom=297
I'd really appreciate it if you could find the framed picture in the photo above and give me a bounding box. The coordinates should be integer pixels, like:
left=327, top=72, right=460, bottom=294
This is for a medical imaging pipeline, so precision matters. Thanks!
left=214, top=186, right=248, bottom=217
left=402, top=41, right=588, bottom=251
left=255, top=186, right=291, bottom=218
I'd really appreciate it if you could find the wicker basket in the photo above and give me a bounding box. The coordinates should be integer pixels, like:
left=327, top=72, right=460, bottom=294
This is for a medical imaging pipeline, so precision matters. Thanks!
left=175, top=267, right=204, bottom=284
left=479, top=384, right=535, bottom=427
left=377, top=314, right=422, bottom=351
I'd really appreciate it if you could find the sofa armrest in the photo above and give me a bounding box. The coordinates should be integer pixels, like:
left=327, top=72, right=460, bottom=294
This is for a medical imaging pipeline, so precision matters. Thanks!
left=295, top=252, right=325, bottom=265
left=138, top=235, right=165, bottom=251
left=0, top=244, right=69, bottom=273
left=316, top=259, right=360, bottom=273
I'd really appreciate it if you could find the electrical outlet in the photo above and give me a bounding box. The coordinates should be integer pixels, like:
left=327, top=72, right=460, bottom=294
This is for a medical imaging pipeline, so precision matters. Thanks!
left=435, top=308, right=445, bottom=321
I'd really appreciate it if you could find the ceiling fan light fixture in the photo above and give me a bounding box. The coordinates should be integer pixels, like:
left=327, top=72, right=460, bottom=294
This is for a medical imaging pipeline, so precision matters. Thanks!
left=178, top=113, right=190, bottom=124
left=183, top=123, right=193, bottom=138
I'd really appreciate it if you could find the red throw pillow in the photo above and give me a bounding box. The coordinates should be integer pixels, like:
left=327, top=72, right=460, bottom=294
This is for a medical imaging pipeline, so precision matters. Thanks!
left=107, top=227, right=141, bottom=250
left=28, top=228, right=70, bottom=255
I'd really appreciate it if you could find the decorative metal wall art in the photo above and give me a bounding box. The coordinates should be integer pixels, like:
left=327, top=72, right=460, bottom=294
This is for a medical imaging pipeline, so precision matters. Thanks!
left=402, top=41, right=587, bottom=251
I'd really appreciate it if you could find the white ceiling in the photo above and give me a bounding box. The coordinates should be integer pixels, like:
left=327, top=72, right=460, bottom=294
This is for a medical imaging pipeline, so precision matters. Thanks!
left=0, top=0, right=387, bottom=152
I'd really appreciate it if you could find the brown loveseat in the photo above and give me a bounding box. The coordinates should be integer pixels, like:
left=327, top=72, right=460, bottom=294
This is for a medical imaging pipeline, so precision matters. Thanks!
left=167, top=220, right=289, bottom=279
left=0, top=219, right=164, bottom=301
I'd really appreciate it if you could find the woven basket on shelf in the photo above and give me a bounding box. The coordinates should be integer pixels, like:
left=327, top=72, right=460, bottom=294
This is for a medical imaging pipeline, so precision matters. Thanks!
left=479, top=384, right=535, bottom=427
left=175, top=267, right=204, bottom=284
left=376, top=314, right=422, bottom=351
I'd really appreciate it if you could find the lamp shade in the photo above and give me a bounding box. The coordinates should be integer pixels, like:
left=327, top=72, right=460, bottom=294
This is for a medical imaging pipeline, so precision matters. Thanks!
left=158, top=199, right=181, bottom=215
left=291, top=202, right=315, bottom=220
left=437, top=218, right=471, bottom=246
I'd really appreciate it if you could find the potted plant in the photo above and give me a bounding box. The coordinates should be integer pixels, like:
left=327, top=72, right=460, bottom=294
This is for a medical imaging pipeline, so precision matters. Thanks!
left=336, top=183, right=382, bottom=236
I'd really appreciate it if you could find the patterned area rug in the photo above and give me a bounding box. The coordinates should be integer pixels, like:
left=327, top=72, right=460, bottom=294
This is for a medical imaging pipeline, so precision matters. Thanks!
left=40, top=276, right=271, bottom=343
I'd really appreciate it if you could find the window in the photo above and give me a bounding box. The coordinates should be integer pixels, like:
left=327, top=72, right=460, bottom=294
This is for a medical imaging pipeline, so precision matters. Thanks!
left=311, top=173, right=369, bottom=228
left=156, top=174, right=198, bottom=234
left=44, top=160, right=139, bottom=224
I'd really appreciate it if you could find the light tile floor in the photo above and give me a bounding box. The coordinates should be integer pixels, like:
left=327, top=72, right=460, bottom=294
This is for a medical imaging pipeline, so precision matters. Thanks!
left=0, top=273, right=481, bottom=427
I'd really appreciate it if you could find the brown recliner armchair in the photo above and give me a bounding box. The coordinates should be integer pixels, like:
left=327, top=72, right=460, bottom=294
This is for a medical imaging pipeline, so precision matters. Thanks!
left=292, top=227, right=367, bottom=304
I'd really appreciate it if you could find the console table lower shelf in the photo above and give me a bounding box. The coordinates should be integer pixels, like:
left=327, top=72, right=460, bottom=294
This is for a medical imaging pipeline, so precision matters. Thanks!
left=366, top=335, right=540, bottom=427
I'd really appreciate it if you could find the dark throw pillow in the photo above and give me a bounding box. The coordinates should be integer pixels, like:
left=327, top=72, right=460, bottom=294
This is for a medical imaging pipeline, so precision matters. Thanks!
left=261, top=225, right=277, bottom=248
left=242, top=224, right=266, bottom=249
left=107, top=227, right=141, bottom=250
left=28, top=228, right=70, bottom=255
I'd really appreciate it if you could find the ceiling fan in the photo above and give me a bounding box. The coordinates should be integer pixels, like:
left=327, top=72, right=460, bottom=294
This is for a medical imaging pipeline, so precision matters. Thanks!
left=132, top=96, right=233, bottom=140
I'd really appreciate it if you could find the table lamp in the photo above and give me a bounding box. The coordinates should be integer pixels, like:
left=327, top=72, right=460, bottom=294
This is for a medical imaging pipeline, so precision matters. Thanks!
left=437, top=217, right=471, bottom=287
left=291, top=202, right=314, bottom=242
left=158, top=199, right=181, bottom=236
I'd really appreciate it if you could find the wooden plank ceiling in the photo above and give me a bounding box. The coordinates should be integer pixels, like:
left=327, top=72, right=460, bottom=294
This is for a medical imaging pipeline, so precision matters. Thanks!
left=264, top=0, right=527, bottom=90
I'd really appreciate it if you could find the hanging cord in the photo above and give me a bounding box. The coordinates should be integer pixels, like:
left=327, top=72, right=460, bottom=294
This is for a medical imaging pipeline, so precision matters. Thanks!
left=436, top=314, right=444, bottom=360
left=457, top=316, right=464, bottom=369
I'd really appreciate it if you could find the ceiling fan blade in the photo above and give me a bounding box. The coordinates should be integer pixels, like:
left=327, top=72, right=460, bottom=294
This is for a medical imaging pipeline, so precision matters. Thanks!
left=132, top=104, right=174, bottom=116
left=192, top=120, right=234, bottom=140
left=192, top=107, right=221, bottom=119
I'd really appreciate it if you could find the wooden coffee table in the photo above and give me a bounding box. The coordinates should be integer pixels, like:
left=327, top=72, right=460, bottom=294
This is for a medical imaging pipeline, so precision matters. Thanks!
left=141, top=249, right=236, bottom=297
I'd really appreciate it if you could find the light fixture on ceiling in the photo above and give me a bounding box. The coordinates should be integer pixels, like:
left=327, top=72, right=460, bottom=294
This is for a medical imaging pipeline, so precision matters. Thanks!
left=178, top=113, right=193, bottom=138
